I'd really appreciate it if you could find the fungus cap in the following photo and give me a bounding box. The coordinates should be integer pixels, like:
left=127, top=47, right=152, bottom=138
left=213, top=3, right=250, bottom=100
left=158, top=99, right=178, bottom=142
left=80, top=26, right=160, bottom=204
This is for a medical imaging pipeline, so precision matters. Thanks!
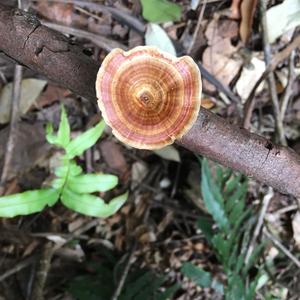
left=96, top=46, right=202, bottom=150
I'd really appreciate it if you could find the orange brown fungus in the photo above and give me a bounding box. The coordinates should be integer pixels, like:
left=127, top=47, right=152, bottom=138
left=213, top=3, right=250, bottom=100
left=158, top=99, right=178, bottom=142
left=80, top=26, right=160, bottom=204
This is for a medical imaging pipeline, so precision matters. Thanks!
left=96, top=46, right=202, bottom=150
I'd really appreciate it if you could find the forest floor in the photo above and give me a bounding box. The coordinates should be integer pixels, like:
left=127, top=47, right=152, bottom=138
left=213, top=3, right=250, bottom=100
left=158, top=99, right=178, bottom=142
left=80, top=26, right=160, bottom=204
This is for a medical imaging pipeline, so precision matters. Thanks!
left=0, top=0, right=299, bottom=299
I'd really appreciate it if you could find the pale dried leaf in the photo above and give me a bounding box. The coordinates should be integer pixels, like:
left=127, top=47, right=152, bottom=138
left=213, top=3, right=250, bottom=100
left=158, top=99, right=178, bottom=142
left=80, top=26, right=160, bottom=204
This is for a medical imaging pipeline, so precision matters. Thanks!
left=267, top=0, right=300, bottom=43
left=0, top=79, right=47, bottom=124
left=202, top=38, right=243, bottom=91
left=236, top=57, right=265, bottom=101
left=292, top=212, right=300, bottom=248
left=131, top=161, right=149, bottom=189
left=153, top=145, right=181, bottom=162
left=46, top=235, right=67, bottom=246
left=55, top=244, right=85, bottom=262
left=145, top=23, right=176, bottom=56
left=191, top=0, right=200, bottom=10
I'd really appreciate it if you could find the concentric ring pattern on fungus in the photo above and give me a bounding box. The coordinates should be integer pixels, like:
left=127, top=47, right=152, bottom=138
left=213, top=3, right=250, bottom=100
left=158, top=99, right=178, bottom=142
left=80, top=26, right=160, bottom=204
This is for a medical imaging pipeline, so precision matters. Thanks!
left=96, top=46, right=202, bottom=150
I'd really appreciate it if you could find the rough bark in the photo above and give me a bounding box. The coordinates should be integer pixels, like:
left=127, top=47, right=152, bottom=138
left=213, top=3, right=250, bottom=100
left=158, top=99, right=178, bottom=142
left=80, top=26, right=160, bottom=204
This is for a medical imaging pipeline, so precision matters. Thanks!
left=0, top=4, right=299, bottom=198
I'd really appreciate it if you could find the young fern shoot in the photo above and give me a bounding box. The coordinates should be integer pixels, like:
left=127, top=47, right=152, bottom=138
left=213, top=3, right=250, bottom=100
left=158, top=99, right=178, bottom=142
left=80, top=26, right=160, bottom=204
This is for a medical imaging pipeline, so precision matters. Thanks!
left=0, top=106, right=127, bottom=218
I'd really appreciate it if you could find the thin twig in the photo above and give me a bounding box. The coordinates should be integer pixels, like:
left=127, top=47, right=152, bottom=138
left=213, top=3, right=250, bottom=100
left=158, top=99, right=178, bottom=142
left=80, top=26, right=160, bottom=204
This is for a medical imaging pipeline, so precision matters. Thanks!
left=271, top=35, right=300, bottom=69
left=243, top=71, right=268, bottom=129
left=187, top=0, right=207, bottom=55
left=0, top=255, right=36, bottom=282
left=272, top=204, right=298, bottom=217
left=264, top=228, right=300, bottom=269
left=245, top=188, right=273, bottom=263
left=30, top=242, right=55, bottom=300
left=42, top=21, right=127, bottom=52
left=259, top=0, right=286, bottom=145
left=198, top=63, right=241, bottom=104
left=243, top=35, right=300, bottom=129
left=280, top=50, right=295, bottom=120
left=51, top=219, right=100, bottom=252
left=111, top=243, right=137, bottom=300
left=0, top=64, right=23, bottom=193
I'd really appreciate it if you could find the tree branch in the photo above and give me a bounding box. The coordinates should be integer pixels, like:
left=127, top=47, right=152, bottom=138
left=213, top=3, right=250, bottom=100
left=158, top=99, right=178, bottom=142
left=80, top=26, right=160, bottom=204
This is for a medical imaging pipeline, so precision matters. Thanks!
left=0, top=4, right=299, bottom=198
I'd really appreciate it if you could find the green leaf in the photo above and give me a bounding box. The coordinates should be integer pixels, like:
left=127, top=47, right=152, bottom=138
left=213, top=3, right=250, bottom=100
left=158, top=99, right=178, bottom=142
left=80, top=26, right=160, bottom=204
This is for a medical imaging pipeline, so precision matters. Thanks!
left=225, top=181, right=248, bottom=214
left=215, top=166, right=224, bottom=190
left=121, top=271, right=155, bottom=299
left=54, top=161, right=83, bottom=178
left=45, top=122, right=59, bottom=145
left=245, top=275, right=260, bottom=300
left=212, top=234, right=230, bottom=265
left=228, top=200, right=245, bottom=225
left=201, top=159, right=229, bottom=231
left=201, top=159, right=225, bottom=205
left=61, top=189, right=127, bottom=218
left=67, top=174, right=118, bottom=194
left=65, top=121, right=105, bottom=159
left=133, top=275, right=164, bottom=300
left=227, top=209, right=252, bottom=252
left=197, top=216, right=214, bottom=243
left=243, top=242, right=266, bottom=277
left=155, top=283, right=180, bottom=300
left=56, top=105, right=70, bottom=148
left=45, top=106, right=71, bottom=148
left=226, top=275, right=245, bottom=300
left=233, top=252, right=246, bottom=276
left=51, top=178, right=65, bottom=190
left=181, top=262, right=212, bottom=288
left=224, top=174, right=242, bottom=197
left=0, top=189, right=59, bottom=217
left=140, top=0, right=181, bottom=23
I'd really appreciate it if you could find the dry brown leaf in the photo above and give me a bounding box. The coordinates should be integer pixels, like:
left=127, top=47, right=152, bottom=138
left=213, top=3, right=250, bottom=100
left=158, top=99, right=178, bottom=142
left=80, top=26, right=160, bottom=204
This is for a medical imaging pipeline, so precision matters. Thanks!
left=201, top=97, right=215, bottom=109
left=240, top=0, right=257, bottom=44
left=236, top=57, right=265, bottom=101
left=203, top=38, right=243, bottom=92
left=36, top=84, right=69, bottom=109
left=99, top=140, right=129, bottom=177
left=34, top=2, right=86, bottom=27
left=129, top=29, right=144, bottom=48
left=112, top=24, right=129, bottom=39
left=0, top=122, right=50, bottom=181
left=88, top=13, right=112, bottom=36
left=205, top=18, right=239, bottom=45
left=203, top=18, right=242, bottom=91
left=22, top=240, right=40, bottom=257
left=157, top=211, right=174, bottom=235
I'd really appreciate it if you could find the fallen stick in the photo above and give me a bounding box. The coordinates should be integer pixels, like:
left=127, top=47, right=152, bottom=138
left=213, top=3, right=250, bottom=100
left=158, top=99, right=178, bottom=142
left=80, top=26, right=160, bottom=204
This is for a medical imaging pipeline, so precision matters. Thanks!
left=0, top=4, right=299, bottom=197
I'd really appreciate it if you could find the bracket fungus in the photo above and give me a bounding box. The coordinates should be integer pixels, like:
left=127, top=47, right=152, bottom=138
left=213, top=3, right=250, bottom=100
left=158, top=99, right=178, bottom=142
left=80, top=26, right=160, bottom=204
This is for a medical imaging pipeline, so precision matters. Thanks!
left=96, top=46, right=202, bottom=149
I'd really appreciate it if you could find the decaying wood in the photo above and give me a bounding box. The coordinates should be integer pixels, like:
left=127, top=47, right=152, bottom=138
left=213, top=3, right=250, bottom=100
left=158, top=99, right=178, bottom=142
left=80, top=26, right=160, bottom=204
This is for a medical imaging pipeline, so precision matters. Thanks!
left=0, top=4, right=299, bottom=198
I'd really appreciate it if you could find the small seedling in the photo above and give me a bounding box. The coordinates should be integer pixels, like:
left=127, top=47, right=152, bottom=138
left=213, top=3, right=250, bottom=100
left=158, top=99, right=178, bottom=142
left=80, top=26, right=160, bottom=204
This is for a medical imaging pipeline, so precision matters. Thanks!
left=0, top=106, right=127, bottom=218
